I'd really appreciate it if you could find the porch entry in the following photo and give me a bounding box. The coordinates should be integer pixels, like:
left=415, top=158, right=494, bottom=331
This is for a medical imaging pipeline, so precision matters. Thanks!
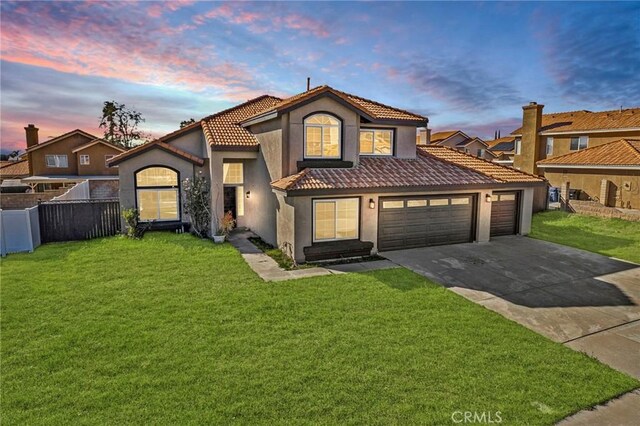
left=222, top=162, right=244, bottom=219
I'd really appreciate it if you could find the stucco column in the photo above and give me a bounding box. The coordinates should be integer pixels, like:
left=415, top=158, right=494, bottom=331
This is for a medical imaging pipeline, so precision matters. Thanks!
left=520, top=188, right=534, bottom=235
left=560, top=181, right=570, bottom=211
left=599, top=179, right=609, bottom=206
left=476, top=190, right=492, bottom=242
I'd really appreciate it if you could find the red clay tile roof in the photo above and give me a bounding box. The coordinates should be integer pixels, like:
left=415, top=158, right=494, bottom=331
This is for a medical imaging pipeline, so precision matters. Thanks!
left=0, top=159, right=29, bottom=178
left=421, top=146, right=543, bottom=183
left=272, top=146, right=543, bottom=192
left=485, top=136, right=516, bottom=149
left=511, top=108, right=640, bottom=135
left=244, top=85, right=427, bottom=124
left=107, top=141, right=204, bottom=167
left=202, top=95, right=282, bottom=149
left=537, top=139, right=640, bottom=167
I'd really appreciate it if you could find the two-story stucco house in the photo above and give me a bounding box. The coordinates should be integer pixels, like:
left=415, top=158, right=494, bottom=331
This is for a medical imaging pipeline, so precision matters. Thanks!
left=109, top=86, right=544, bottom=263
left=22, top=125, right=125, bottom=197
left=512, top=103, right=640, bottom=209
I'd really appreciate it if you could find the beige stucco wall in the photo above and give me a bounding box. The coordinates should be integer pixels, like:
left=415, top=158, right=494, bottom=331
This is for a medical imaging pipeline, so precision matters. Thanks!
left=30, top=133, right=99, bottom=176
left=276, top=193, right=296, bottom=253
left=168, top=128, right=209, bottom=159
left=544, top=168, right=640, bottom=209
left=76, top=143, right=124, bottom=176
left=541, top=130, right=640, bottom=161
left=283, top=186, right=536, bottom=263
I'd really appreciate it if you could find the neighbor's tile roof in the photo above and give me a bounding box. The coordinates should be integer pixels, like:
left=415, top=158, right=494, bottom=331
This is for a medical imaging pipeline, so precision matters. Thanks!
left=511, top=108, right=640, bottom=135
left=429, top=130, right=462, bottom=144
left=419, top=146, right=543, bottom=183
left=244, top=85, right=427, bottom=123
left=272, top=146, right=542, bottom=192
left=0, top=159, right=29, bottom=177
left=489, top=141, right=515, bottom=153
left=202, top=95, right=282, bottom=149
left=107, top=140, right=204, bottom=167
left=485, top=136, right=516, bottom=149
left=537, top=139, right=640, bottom=167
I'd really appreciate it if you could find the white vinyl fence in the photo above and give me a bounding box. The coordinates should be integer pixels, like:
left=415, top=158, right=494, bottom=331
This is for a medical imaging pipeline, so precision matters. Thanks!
left=52, top=180, right=90, bottom=201
left=0, top=206, right=41, bottom=256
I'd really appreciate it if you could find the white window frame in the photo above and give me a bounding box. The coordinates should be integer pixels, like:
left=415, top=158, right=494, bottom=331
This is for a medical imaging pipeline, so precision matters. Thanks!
left=136, top=188, right=179, bottom=222
left=303, top=114, right=341, bottom=159
left=359, top=128, right=394, bottom=156
left=477, top=148, right=485, bottom=157
left=570, top=136, right=588, bottom=151
left=223, top=162, right=245, bottom=217
left=80, top=154, right=90, bottom=165
left=105, top=155, right=116, bottom=166
left=546, top=137, right=554, bottom=155
left=45, top=154, right=68, bottom=168
left=312, top=198, right=360, bottom=242
left=514, top=138, right=522, bottom=155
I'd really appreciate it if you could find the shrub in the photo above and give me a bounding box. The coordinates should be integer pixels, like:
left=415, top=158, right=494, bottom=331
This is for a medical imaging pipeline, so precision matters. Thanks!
left=183, top=175, right=211, bottom=238
left=121, top=208, right=149, bottom=239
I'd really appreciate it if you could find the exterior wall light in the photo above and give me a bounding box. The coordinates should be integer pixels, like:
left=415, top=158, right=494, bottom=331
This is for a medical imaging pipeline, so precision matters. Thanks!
left=485, top=193, right=492, bottom=203
left=369, top=198, right=375, bottom=209
left=246, top=191, right=251, bottom=199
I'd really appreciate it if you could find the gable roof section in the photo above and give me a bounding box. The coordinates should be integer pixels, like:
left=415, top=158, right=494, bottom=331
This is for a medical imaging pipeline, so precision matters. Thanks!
left=71, top=138, right=127, bottom=153
left=202, top=95, right=282, bottom=150
left=107, top=141, right=204, bottom=167
left=429, top=130, right=466, bottom=145
left=537, top=139, right=640, bottom=168
left=419, top=146, right=543, bottom=183
left=511, top=108, right=640, bottom=135
left=0, top=159, right=29, bottom=178
left=490, top=141, right=515, bottom=152
left=455, top=137, right=488, bottom=148
left=486, top=136, right=516, bottom=149
left=272, top=146, right=543, bottom=193
left=26, top=129, right=99, bottom=152
left=242, top=85, right=427, bottom=125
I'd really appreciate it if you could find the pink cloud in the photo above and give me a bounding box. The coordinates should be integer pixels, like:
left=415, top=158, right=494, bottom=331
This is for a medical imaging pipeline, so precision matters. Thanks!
left=148, top=0, right=195, bottom=18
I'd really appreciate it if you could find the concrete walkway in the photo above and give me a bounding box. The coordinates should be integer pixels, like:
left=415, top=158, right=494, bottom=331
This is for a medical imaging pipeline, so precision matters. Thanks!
left=558, top=389, right=640, bottom=425
left=227, top=230, right=396, bottom=281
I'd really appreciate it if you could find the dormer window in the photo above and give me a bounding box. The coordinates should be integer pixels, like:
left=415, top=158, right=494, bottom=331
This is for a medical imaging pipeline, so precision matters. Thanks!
left=304, top=114, right=341, bottom=159
left=359, top=129, right=393, bottom=156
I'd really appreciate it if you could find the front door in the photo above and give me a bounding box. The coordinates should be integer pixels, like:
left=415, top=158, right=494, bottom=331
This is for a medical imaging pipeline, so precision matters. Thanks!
left=223, top=187, right=237, bottom=219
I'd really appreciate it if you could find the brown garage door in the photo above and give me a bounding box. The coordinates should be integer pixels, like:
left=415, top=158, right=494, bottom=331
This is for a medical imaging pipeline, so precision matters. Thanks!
left=490, top=191, right=519, bottom=237
left=378, top=194, right=475, bottom=252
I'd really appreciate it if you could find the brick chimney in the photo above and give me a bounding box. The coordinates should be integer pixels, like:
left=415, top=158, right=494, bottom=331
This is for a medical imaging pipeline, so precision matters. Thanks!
left=25, top=124, right=39, bottom=149
left=514, top=102, right=544, bottom=175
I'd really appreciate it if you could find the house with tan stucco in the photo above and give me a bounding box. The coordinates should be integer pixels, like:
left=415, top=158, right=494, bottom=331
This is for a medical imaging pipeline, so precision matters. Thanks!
left=108, top=86, right=545, bottom=263
left=511, top=103, right=640, bottom=209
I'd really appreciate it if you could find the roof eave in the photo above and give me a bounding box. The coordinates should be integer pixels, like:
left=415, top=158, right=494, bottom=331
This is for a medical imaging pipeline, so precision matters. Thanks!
left=537, top=164, right=640, bottom=170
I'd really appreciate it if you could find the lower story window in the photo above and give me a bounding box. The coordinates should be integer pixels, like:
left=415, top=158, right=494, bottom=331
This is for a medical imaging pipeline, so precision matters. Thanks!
left=137, top=189, right=179, bottom=221
left=313, top=198, right=359, bottom=242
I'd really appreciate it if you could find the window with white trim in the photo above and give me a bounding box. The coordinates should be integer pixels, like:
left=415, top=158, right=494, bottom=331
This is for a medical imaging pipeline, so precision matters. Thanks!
left=514, top=138, right=522, bottom=155
left=359, top=129, right=393, bottom=155
left=546, top=137, right=554, bottom=155
left=313, top=198, right=359, bottom=242
left=135, top=167, right=179, bottom=222
left=80, top=154, right=90, bottom=165
left=223, top=162, right=244, bottom=217
left=45, top=155, right=68, bottom=168
left=570, top=136, right=588, bottom=151
left=304, top=114, right=341, bottom=159
left=477, top=148, right=485, bottom=157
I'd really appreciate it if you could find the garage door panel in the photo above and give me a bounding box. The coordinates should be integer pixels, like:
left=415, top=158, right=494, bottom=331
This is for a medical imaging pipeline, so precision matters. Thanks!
left=378, top=194, right=475, bottom=251
left=490, top=191, right=519, bottom=237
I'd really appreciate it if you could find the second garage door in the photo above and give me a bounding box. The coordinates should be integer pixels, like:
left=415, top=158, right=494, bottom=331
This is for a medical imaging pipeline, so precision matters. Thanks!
left=490, top=191, right=519, bottom=237
left=378, top=194, right=475, bottom=252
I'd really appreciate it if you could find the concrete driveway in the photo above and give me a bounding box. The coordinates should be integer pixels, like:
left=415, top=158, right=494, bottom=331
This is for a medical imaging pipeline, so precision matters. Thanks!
left=381, top=236, right=640, bottom=378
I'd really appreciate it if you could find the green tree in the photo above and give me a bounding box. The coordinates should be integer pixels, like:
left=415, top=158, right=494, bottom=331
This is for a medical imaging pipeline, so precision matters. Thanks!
left=180, top=118, right=196, bottom=128
left=99, top=101, right=145, bottom=148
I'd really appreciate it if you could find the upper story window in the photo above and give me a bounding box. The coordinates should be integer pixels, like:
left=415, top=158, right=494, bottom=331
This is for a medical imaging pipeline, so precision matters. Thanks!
left=477, top=148, right=485, bottom=158
left=45, top=154, right=68, bottom=168
left=514, top=138, right=522, bottom=155
left=570, top=136, right=588, bottom=151
left=359, top=129, right=393, bottom=156
left=80, top=154, right=90, bottom=165
left=304, top=114, right=341, bottom=159
left=546, top=137, right=554, bottom=155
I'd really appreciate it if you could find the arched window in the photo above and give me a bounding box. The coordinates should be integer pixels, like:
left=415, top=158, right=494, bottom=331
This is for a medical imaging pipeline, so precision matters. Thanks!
left=135, top=167, right=179, bottom=221
left=304, top=113, right=341, bottom=159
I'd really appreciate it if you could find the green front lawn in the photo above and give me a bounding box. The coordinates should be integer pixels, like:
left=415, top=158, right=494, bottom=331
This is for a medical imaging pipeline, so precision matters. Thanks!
left=2, top=233, right=637, bottom=424
left=531, top=211, right=640, bottom=264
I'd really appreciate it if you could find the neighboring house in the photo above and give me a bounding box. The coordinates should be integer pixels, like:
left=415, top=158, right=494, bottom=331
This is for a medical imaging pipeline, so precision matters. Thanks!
left=537, top=139, right=640, bottom=209
left=0, top=160, right=30, bottom=193
left=485, top=136, right=516, bottom=165
left=22, top=125, right=125, bottom=195
left=426, top=130, right=495, bottom=160
left=109, top=85, right=544, bottom=263
left=511, top=103, right=640, bottom=209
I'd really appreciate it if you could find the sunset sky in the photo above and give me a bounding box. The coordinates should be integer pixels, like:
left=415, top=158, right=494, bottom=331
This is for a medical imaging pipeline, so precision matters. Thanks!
left=1, top=1, right=638, bottom=152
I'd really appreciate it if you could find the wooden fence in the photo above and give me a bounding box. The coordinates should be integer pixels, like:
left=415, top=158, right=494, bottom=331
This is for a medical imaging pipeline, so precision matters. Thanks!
left=39, top=199, right=121, bottom=243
